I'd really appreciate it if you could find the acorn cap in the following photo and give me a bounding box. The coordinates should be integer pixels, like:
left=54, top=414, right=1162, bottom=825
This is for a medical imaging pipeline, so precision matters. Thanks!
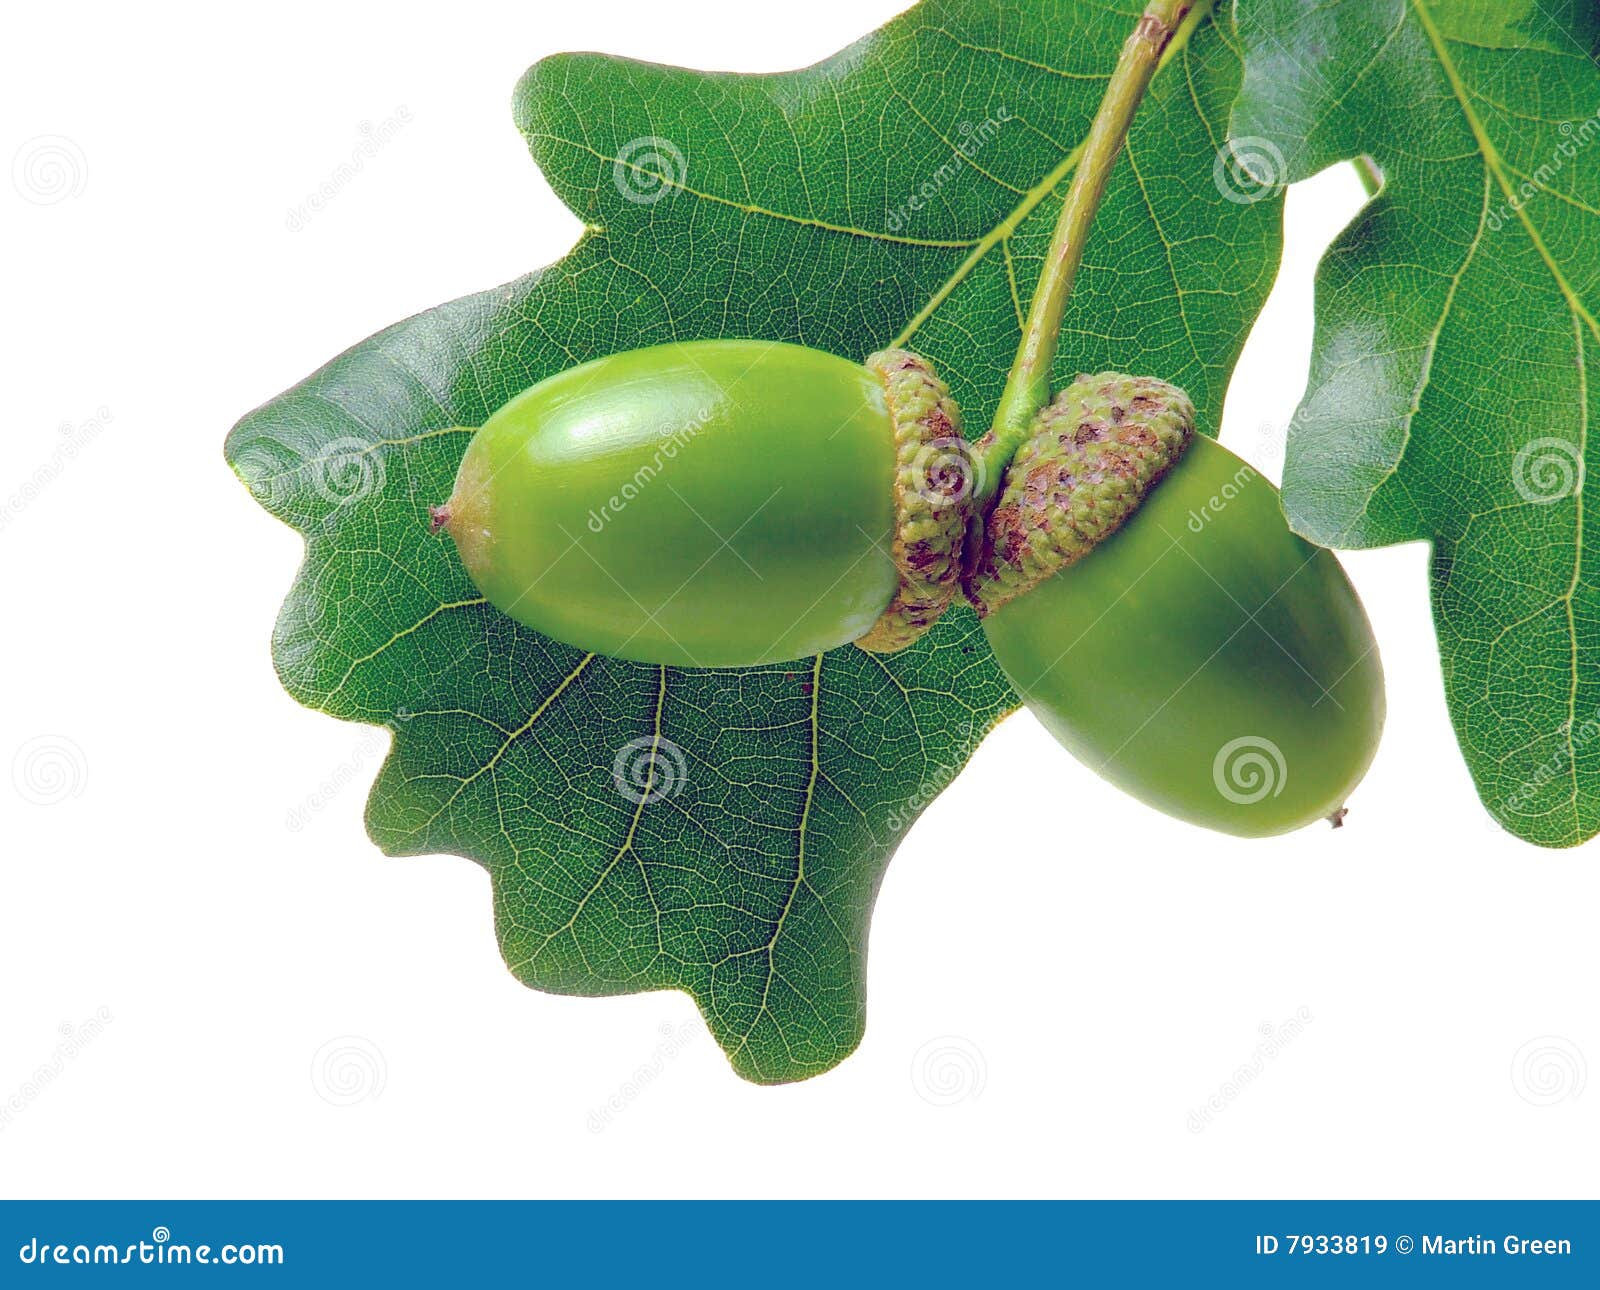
left=964, top=372, right=1194, bottom=617
left=853, top=349, right=972, bottom=653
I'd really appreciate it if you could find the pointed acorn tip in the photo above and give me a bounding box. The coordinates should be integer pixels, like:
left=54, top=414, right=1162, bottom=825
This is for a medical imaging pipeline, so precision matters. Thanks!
left=428, top=504, right=452, bottom=535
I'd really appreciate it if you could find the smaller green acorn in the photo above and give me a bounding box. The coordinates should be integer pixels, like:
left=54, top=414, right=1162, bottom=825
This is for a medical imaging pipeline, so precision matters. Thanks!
left=432, top=340, right=970, bottom=667
left=968, top=373, right=1384, bottom=837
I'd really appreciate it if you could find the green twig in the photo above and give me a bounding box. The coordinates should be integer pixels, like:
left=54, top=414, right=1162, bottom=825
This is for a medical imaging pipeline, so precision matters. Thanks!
left=975, top=0, right=1202, bottom=509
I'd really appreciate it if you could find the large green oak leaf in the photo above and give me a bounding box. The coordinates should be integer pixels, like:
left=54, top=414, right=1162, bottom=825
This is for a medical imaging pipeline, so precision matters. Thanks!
left=226, top=0, right=1281, bottom=1082
left=1232, top=0, right=1600, bottom=847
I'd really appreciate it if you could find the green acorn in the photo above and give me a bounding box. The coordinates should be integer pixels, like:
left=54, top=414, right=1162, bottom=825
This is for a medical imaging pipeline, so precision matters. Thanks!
left=432, top=340, right=970, bottom=666
left=969, top=373, right=1385, bottom=837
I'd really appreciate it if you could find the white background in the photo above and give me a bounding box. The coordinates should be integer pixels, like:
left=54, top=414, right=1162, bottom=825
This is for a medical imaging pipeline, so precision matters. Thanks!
left=2, top=0, right=1595, bottom=1199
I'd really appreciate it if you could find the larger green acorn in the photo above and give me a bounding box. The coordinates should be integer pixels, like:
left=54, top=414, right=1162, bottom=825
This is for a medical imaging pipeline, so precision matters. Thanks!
left=432, top=340, right=969, bottom=667
left=965, top=373, right=1385, bottom=837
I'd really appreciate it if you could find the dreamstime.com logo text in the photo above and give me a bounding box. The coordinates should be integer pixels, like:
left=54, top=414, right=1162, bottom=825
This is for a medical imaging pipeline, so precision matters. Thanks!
left=17, top=1227, right=283, bottom=1269
left=1493, top=705, right=1600, bottom=822
left=0, top=1008, right=113, bottom=1134
left=286, top=107, right=413, bottom=232
left=1184, top=457, right=1260, bottom=533
left=885, top=108, right=1012, bottom=233
left=587, top=1020, right=701, bottom=1132
left=586, top=405, right=714, bottom=532
left=1188, top=1006, right=1313, bottom=1132
left=882, top=720, right=985, bottom=837
left=1, top=408, right=113, bottom=533
left=1487, top=106, right=1600, bottom=232
left=286, top=728, right=390, bottom=832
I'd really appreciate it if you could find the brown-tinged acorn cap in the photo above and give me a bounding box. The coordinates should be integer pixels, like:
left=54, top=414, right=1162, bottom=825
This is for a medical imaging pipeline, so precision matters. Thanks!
left=963, top=372, right=1194, bottom=617
left=853, top=349, right=972, bottom=653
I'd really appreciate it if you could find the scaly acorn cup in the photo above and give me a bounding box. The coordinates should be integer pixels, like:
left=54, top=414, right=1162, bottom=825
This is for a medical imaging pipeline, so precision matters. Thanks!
left=432, top=340, right=970, bottom=667
left=967, top=374, right=1385, bottom=838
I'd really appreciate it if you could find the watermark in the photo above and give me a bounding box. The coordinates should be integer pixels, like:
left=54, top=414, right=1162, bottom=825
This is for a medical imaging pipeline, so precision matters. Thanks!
left=1188, top=1006, right=1313, bottom=1132
left=285, top=106, right=413, bottom=232
left=885, top=108, right=1013, bottom=234
left=230, top=441, right=292, bottom=511
left=12, top=134, right=88, bottom=205
left=1512, top=435, right=1583, bottom=505
left=0, top=407, right=113, bottom=533
left=310, top=1036, right=387, bottom=1107
left=1212, top=735, right=1287, bottom=806
left=882, top=720, right=984, bottom=837
left=232, top=435, right=385, bottom=511
left=1510, top=1036, right=1586, bottom=1107
left=1487, top=106, right=1600, bottom=232
left=586, top=404, right=714, bottom=532
left=587, top=1021, right=701, bottom=1132
left=0, top=1008, right=113, bottom=1134
left=310, top=436, right=386, bottom=506
left=1493, top=706, right=1600, bottom=822
left=1213, top=135, right=1286, bottom=205
left=11, top=735, right=88, bottom=806
left=612, top=736, right=689, bottom=806
left=910, top=1035, right=987, bottom=1107
left=908, top=437, right=984, bottom=510
left=286, top=727, right=391, bottom=832
left=612, top=135, right=686, bottom=205
left=1185, top=457, right=1260, bottom=532
left=18, top=1228, right=283, bottom=1268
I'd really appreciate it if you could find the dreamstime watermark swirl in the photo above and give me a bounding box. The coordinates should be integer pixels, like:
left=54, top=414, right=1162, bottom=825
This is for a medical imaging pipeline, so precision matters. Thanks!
left=12, top=135, right=88, bottom=205
left=311, top=436, right=386, bottom=506
left=612, top=736, right=689, bottom=805
left=233, top=437, right=387, bottom=509
left=1212, top=135, right=1286, bottom=205
left=910, top=1036, right=987, bottom=1106
left=1512, top=436, right=1583, bottom=505
left=310, top=1036, right=387, bottom=1107
left=613, top=136, right=687, bottom=205
left=908, top=437, right=984, bottom=510
left=1510, top=1036, right=1586, bottom=1107
left=11, top=735, right=88, bottom=806
left=1211, top=735, right=1286, bottom=806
